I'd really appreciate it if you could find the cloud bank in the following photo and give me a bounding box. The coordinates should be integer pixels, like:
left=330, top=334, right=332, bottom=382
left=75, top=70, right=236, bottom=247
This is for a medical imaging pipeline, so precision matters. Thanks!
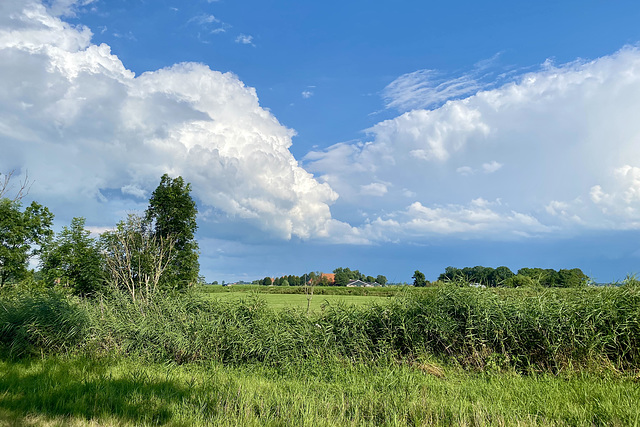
left=0, top=0, right=339, bottom=240
left=3, top=0, right=640, bottom=247
left=306, top=46, right=640, bottom=241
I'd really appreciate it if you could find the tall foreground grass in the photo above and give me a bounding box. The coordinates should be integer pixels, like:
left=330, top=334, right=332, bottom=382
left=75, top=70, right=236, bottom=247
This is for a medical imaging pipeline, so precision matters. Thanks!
left=1, top=285, right=639, bottom=372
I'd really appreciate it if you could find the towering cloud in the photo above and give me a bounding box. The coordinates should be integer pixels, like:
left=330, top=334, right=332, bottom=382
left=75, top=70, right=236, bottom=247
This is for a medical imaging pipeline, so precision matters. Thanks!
left=0, top=0, right=339, bottom=240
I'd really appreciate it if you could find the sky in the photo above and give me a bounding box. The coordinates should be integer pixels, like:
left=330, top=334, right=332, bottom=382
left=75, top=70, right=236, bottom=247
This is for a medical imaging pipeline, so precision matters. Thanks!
left=2, top=0, right=640, bottom=283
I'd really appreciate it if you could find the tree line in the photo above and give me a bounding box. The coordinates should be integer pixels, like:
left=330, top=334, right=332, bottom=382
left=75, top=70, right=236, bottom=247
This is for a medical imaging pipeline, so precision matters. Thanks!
left=249, top=267, right=388, bottom=287
left=0, top=172, right=200, bottom=300
left=411, top=265, right=589, bottom=287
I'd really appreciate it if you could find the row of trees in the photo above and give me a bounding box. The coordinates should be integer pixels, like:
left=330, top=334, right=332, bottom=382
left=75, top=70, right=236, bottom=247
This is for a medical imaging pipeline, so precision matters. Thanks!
left=429, top=265, right=588, bottom=288
left=253, top=268, right=388, bottom=287
left=0, top=172, right=200, bottom=301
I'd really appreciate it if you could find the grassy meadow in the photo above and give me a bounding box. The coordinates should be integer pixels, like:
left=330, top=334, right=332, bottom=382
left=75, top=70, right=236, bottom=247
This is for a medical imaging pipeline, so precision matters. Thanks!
left=1, top=283, right=639, bottom=425
left=199, top=286, right=394, bottom=311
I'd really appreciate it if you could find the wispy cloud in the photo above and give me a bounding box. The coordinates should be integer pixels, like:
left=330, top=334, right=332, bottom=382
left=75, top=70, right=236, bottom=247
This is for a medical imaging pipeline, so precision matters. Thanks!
left=46, top=0, right=96, bottom=17
left=188, top=14, right=220, bottom=25
left=113, top=31, right=136, bottom=41
left=235, top=34, right=254, bottom=46
left=302, top=90, right=313, bottom=99
left=187, top=13, right=231, bottom=39
left=382, top=52, right=513, bottom=112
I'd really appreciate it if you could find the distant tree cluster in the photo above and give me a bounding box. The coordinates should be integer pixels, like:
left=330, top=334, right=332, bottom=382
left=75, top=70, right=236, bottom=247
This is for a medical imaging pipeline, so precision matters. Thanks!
left=333, top=267, right=387, bottom=286
left=255, top=275, right=304, bottom=286
left=0, top=197, right=53, bottom=287
left=437, top=266, right=588, bottom=288
left=251, top=268, right=388, bottom=287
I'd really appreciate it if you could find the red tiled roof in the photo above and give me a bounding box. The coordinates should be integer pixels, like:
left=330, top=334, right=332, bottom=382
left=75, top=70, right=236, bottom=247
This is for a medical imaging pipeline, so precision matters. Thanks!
left=321, top=273, right=335, bottom=283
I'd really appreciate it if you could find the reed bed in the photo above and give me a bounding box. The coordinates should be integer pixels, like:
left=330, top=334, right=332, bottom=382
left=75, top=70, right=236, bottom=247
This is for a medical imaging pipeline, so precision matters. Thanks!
left=1, top=285, right=639, bottom=372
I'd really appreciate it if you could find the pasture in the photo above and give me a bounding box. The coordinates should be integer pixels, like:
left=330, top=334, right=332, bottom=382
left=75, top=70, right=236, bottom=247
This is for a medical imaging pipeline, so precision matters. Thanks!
left=199, top=289, right=391, bottom=311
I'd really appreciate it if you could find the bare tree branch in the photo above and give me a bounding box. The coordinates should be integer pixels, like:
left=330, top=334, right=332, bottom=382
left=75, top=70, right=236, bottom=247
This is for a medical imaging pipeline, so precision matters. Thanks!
left=0, top=170, right=32, bottom=202
left=102, top=214, right=176, bottom=304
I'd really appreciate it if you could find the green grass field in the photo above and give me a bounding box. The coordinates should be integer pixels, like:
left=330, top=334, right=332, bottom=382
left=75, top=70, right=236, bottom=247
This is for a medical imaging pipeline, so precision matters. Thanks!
left=202, top=290, right=391, bottom=311
left=1, top=355, right=638, bottom=426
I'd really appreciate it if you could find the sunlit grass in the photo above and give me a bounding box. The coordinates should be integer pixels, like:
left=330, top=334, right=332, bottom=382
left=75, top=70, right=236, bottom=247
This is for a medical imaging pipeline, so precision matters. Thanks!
left=1, top=355, right=638, bottom=426
left=202, top=291, right=390, bottom=311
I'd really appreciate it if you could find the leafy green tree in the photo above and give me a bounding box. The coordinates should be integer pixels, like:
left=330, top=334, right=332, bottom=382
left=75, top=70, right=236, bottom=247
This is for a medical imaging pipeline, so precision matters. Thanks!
left=334, top=271, right=350, bottom=286
left=41, top=217, right=104, bottom=296
left=488, top=266, right=515, bottom=287
left=0, top=198, right=53, bottom=287
left=438, top=266, right=462, bottom=282
left=412, top=270, right=427, bottom=287
left=287, top=275, right=301, bottom=286
left=145, top=174, right=199, bottom=288
left=375, top=275, right=387, bottom=286
left=262, top=277, right=272, bottom=286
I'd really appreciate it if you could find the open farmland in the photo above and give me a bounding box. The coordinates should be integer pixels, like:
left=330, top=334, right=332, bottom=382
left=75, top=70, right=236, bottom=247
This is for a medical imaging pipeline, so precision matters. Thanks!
left=197, top=285, right=397, bottom=311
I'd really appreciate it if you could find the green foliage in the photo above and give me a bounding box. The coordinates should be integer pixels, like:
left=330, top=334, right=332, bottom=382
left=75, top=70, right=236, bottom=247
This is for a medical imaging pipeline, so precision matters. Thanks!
left=332, top=267, right=368, bottom=285
left=622, top=274, right=640, bottom=287
left=145, top=174, right=199, bottom=288
left=375, top=274, right=387, bottom=285
left=438, top=265, right=587, bottom=287
left=518, top=267, right=588, bottom=287
left=333, top=271, right=349, bottom=286
left=412, top=270, right=427, bottom=287
left=503, top=274, right=536, bottom=288
left=0, top=198, right=53, bottom=287
left=261, top=277, right=272, bottom=286
left=40, top=217, right=104, bottom=297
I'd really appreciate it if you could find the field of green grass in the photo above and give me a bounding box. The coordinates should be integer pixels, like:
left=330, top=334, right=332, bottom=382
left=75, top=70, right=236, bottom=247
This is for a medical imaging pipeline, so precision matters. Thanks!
left=2, top=284, right=639, bottom=425
left=201, top=290, right=391, bottom=311
left=1, top=355, right=638, bottom=426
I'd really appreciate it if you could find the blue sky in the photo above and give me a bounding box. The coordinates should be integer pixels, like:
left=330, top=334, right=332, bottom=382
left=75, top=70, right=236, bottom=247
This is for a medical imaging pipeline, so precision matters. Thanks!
left=2, top=0, right=640, bottom=283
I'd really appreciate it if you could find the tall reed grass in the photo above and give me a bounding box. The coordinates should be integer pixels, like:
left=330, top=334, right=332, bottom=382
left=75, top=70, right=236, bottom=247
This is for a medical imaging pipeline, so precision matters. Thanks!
left=2, top=285, right=639, bottom=372
left=0, top=288, right=88, bottom=359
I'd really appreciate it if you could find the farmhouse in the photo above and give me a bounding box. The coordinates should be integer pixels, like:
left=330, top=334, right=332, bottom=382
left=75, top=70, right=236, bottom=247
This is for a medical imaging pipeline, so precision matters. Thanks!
left=320, top=273, right=335, bottom=284
left=346, top=279, right=375, bottom=287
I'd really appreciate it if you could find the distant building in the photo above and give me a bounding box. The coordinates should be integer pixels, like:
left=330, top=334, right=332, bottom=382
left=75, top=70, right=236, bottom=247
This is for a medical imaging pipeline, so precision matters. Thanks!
left=306, top=272, right=336, bottom=285
left=346, top=279, right=375, bottom=287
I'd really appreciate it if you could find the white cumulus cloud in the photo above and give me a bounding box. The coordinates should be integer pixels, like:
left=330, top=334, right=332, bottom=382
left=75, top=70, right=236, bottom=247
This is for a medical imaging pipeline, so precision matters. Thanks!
left=0, top=0, right=341, bottom=241
left=306, top=46, right=640, bottom=241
